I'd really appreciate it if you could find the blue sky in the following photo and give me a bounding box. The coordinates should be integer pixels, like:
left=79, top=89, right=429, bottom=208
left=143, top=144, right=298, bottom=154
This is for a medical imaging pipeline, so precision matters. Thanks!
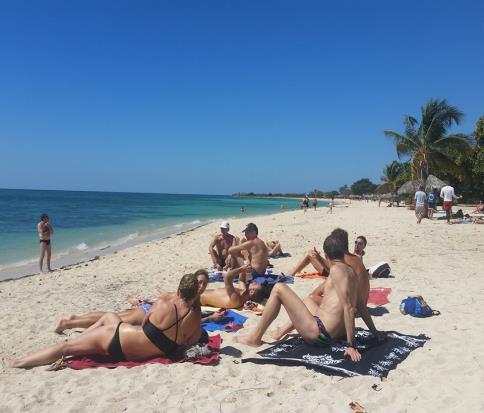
left=1, top=1, right=483, bottom=194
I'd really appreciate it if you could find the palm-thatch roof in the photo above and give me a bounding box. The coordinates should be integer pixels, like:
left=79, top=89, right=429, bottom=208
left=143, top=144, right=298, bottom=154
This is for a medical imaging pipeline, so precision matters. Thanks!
left=397, top=174, right=447, bottom=195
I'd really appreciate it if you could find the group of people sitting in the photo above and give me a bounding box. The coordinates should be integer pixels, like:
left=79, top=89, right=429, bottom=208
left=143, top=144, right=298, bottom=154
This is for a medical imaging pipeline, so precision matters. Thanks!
left=8, top=223, right=382, bottom=368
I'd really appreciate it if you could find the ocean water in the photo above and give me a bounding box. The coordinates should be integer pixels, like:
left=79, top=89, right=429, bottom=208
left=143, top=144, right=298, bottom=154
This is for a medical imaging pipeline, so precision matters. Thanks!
left=0, top=189, right=302, bottom=271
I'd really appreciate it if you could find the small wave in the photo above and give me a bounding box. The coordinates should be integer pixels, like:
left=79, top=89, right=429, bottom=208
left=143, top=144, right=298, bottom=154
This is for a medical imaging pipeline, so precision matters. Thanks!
left=76, top=242, right=89, bottom=251
left=111, top=232, right=139, bottom=246
left=190, top=220, right=201, bottom=224
left=175, top=223, right=184, bottom=228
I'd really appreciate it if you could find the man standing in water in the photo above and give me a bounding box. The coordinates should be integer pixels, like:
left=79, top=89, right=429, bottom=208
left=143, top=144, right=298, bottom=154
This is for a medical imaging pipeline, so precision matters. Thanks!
left=38, top=213, right=54, bottom=272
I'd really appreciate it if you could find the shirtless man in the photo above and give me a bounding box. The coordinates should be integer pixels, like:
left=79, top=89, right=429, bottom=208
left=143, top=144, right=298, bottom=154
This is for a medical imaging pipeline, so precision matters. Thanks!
left=353, top=235, right=367, bottom=259
left=228, top=223, right=268, bottom=279
left=38, top=213, right=54, bottom=272
left=278, top=228, right=380, bottom=340
left=200, top=264, right=266, bottom=308
left=235, top=235, right=362, bottom=362
left=54, top=269, right=215, bottom=334
left=209, top=221, right=237, bottom=271
left=266, top=240, right=284, bottom=258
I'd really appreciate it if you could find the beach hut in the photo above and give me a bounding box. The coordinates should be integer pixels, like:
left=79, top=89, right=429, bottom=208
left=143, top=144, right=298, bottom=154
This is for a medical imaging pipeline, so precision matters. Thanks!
left=397, top=175, right=447, bottom=195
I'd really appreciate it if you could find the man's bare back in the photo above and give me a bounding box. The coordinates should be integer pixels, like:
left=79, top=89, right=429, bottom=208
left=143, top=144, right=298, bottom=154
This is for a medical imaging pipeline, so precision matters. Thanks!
left=316, top=262, right=358, bottom=339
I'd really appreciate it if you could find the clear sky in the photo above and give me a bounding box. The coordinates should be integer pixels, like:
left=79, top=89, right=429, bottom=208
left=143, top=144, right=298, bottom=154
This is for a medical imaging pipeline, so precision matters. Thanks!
left=1, top=1, right=483, bottom=194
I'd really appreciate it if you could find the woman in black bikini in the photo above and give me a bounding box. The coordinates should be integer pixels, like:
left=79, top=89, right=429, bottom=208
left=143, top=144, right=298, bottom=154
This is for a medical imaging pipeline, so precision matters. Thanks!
left=8, top=274, right=202, bottom=368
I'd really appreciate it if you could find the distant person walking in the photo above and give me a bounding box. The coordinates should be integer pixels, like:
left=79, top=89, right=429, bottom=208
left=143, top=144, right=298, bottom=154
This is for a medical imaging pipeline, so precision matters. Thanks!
left=414, top=186, right=427, bottom=224
left=327, top=198, right=334, bottom=214
left=38, top=213, right=54, bottom=272
left=427, top=189, right=436, bottom=219
left=312, top=197, right=318, bottom=210
left=440, top=184, right=459, bottom=224
left=301, top=196, right=309, bottom=212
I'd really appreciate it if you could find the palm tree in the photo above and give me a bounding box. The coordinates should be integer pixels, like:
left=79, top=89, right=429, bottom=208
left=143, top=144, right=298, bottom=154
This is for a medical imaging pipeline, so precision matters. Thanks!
left=384, top=99, right=471, bottom=181
left=377, top=161, right=403, bottom=195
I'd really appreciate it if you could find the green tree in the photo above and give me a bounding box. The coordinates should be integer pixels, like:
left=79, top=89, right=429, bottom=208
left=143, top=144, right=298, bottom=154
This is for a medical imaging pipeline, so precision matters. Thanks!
left=351, top=178, right=377, bottom=195
left=442, top=116, right=484, bottom=201
left=377, top=161, right=404, bottom=194
left=339, top=184, right=351, bottom=196
left=384, top=99, right=471, bottom=181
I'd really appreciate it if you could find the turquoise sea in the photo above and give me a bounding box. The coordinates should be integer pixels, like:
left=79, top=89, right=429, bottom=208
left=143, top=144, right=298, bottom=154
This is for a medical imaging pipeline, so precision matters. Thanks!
left=0, top=189, right=302, bottom=273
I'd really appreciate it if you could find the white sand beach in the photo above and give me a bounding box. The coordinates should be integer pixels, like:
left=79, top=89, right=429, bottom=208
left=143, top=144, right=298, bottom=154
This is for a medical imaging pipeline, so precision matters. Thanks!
left=1, top=201, right=483, bottom=412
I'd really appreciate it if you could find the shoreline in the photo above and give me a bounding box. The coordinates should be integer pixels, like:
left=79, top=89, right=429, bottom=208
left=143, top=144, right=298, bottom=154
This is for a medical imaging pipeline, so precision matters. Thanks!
left=0, top=203, right=304, bottom=282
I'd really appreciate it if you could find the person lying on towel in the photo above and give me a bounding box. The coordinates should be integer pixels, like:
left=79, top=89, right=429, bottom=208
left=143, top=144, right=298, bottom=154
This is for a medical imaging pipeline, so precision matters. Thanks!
left=8, top=274, right=202, bottom=368
left=200, top=263, right=270, bottom=309
left=235, top=234, right=362, bottom=362
left=54, top=270, right=215, bottom=334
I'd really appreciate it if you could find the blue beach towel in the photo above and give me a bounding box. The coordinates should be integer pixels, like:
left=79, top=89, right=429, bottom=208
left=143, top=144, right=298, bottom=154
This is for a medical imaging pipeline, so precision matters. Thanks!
left=209, top=273, right=294, bottom=284
left=201, top=309, right=248, bottom=333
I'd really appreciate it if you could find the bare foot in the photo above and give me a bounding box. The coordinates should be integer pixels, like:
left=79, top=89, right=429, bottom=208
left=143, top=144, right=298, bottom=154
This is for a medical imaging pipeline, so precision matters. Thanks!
left=234, top=333, right=263, bottom=347
left=7, top=358, right=21, bottom=368
left=271, top=326, right=292, bottom=341
left=54, top=319, right=67, bottom=334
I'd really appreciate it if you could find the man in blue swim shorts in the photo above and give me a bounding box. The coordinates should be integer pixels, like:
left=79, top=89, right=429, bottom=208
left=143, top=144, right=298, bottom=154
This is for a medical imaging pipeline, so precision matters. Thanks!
left=228, top=223, right=269, bottom=282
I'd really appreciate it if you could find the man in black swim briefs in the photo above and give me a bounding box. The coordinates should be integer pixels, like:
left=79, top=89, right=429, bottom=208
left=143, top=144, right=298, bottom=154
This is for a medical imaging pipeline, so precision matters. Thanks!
left=235, top=234, right=362, bottom=362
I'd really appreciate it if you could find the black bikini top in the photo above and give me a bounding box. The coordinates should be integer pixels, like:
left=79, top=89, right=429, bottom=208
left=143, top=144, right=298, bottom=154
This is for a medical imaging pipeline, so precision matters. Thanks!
left=143, top=304, right=190, bottom=355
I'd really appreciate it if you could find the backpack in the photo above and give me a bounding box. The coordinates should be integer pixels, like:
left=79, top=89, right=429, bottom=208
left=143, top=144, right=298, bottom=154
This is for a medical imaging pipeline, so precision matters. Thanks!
left=400, top=296, right=440, bottom=317
left=368, top=262, right=391, bottom=278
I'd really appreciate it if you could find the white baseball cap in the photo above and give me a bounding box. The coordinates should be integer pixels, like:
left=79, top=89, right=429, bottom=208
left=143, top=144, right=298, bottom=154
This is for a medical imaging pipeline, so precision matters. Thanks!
left=220, top=221, right=230, bottom=229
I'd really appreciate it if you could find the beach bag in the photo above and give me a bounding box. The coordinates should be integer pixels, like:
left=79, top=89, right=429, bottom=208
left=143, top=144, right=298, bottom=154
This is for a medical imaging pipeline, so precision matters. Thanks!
left=368, top=262, right=391, bottom=278
left=400, top=296, right=440, bottom=317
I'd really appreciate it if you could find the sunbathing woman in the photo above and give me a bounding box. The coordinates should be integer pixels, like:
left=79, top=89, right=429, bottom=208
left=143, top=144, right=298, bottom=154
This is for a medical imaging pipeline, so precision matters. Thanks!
left=8, top=273, right=201, bottom=368
left=55, top=269, right=212, bottom=334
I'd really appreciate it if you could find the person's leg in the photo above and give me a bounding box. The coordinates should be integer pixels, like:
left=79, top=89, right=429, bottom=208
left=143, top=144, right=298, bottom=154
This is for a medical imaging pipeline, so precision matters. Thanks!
left=81, top=312, right=123, bottom=335
left=235, top=284, right=320, bottom=347
left=46, top=243, right=52, bottom=271
left=271, top=296, right=320, bottom=340
left=8, top=323, right=117, bottom=368
left=54, top=311, right=106, bottom=334
left=289, top=253, right=311, bottom=275
left=39, top=242, right=46, bottom=272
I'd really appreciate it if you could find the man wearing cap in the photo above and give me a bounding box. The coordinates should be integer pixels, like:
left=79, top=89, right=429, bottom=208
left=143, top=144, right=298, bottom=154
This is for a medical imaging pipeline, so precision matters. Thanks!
left=209, top=222, right=237, bottom=271
left=228, top=223, right=269, bottom=278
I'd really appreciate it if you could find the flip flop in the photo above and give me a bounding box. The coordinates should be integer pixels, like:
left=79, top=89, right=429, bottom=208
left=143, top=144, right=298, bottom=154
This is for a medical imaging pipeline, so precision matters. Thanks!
left=46, top=356, right=67, bottom=371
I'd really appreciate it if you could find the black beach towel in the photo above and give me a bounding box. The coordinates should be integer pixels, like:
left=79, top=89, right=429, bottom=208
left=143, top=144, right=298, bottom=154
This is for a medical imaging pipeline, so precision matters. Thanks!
left=242, top=330, right=429, bottom=378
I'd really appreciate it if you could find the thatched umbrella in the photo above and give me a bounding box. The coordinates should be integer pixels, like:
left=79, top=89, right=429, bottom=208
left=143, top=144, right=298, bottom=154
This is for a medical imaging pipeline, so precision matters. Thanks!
left=397, top=174, right=447, bottom=195
left=424, top=174, right=447, bottom=192
left=397, top=180, right=421, bottom=195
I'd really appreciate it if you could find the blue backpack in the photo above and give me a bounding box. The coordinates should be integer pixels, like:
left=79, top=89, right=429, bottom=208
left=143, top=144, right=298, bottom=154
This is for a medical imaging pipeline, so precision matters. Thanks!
left=400, top=296, right=440, bottom=317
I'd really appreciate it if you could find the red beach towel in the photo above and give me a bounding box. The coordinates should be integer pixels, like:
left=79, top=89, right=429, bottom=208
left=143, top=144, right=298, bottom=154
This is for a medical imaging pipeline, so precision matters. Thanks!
left=65, top=334, right=221, bottom=370
left=367, top=288, right=392, bottom=306
left=295, top=272, right=328, bottom=279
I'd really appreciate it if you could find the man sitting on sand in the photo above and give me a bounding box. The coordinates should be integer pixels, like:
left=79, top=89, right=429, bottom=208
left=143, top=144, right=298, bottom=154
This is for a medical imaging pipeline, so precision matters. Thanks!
left=200, top=264, right=268, bottom=308
left=235, top=235, right=362, bottom=362
left=353, top=235, right=367, bottom=259
left=281, top=229, right=380, bottom=340
left=55, top=270, right=217, bottom=334
left=209, top=221, right=237, bottom=271
left=228, top=223, right=269, bottom=279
